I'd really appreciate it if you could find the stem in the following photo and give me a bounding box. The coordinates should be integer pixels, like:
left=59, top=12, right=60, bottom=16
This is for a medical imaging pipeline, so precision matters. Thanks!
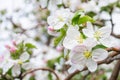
left=109, top=60, right=120, bottom=80
left=22, top=68, right=59, bottom=80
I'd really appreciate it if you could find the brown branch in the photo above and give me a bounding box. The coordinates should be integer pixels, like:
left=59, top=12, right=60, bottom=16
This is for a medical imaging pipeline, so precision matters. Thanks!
left=109, top=60, right=120, bottom=80
left=109, top=7, right=120, bottom=39
left=65, top=51, right=120, bottom=80
left=22, top=68, right=59, bottom=80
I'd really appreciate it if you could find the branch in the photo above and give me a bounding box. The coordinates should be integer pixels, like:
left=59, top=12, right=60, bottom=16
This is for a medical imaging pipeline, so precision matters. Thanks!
left=109, top=60, right=120, bottom=80
left=109, top=7, right=120, bottom=39
left=22, top=68, right=59, bottom=80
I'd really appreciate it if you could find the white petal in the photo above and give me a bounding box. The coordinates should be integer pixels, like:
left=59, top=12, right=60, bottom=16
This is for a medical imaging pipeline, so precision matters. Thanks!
left=71, top=53, right=85, bottom=64
left=82, top=22, right=94, bottom=37
left=99, top=26, right=111, bottom=38
left=83, top=38, right=97, bottom=51
left=63, top=37, right=78, bottom=49
left=12, top=64, right=21, bottom=77
left=22, top=62, right=33, bottom=70
left=40, top=0, right=48, bottom=8
left=100, top=37, right=113, bottom=47
left=20, top=52, right=30, bottom=62
left=92, top=49, right=108, bottom=61
left=68, top=66, right=76, bottom=73
left=53, top=22, right=65, bottom=30
left=70, top=45, right=87, bottom=64
left=75, top=64, right=84, bottom=71
left=86, top=59, right=97, bottom=72
left=3, top=61, right=14, bottom=75
left=66, top=26, right=79, bottom=37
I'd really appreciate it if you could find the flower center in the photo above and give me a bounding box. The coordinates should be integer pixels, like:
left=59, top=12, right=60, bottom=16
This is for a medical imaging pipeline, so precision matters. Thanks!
left=84, top=51, right=92, bottom=59
left=18, top=60, right=23, bottom=65
left=58, top=16, right=64, bottom=22
left=94, top=31, right=102, bottom=40
left=76, top=35, right=84, bottom=44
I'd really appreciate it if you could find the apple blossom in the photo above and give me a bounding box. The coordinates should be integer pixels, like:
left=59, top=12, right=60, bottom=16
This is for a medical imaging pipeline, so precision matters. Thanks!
left=47, top=8, right=73, bottom=30
left=68, top=42, right=108, bottom=73
left=82, top=22, right=112, bottom=47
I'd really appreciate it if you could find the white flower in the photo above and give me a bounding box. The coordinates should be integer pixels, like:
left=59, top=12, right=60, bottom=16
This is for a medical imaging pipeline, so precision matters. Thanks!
left=12, top=52, right=33, bottom=77
left=63, top=0, right=81, bottom=11
left=47, top=8, right=73, bottom=30
left=0, top=52, right=14, bottom=75
left=82, top=22, right=112, bottom=47
left=63, top=25, right=97, bottom=49
left=68, top=40, right=108, bottom=73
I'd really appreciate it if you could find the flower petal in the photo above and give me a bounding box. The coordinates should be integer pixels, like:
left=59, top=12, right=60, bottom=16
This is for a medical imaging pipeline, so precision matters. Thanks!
left=53, top=22, right=65, bottom=30
left=20, top=52, right=30, bottom=62
left=66, top=26, right=79, bottom=37
left=68, top=66, right=76, bottom=73
left=22, top=62, right=33, bottom=70
left=86, top=59, right=97, bottom=72
left=82, top=22, right=94, bottom=37
left=100, top=37, right=113, bottom=47
left=99, top=26, right=111, bottom=38
left=63, top=37, right=78, bottom=49
left=83, top=38, right=97, bottom=51
left=70, top=45, right=87, bottom=64
left=92, top=49, right=108, bottom=61
left=12, top=64, right=21, bottom=77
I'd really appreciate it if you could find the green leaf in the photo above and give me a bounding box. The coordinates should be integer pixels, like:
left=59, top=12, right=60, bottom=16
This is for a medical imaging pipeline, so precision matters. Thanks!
left=48, top=73, right=53, bottom=80
left=72, top=10, right=84, bottom=25
left=47, top=56, right=62, bottom=69
left=86, top=11, right=96, bottom=17
left=25, top=43, right=36, bottom=49
left=101, top=3, right=115, bottom=12
left=78, top=15, right=95, bottom=25
left=92, top=44, right=107, bottom=50
left=54, top=27, right=66, bottom=46
left=29, top=76, right=35, bottom=80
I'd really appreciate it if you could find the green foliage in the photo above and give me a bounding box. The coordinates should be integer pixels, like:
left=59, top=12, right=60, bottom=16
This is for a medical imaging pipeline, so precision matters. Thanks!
left=29, top=76, right=36, bottom=80
left=100, top=2, right=119, bottom=12
left=54, top=26, right=67, bottom=46
left=25, top=43, right=36, bottom=49
left=11, top=41, right=36, bottom=59
left=86, top=11, right=96, bottom=17
left=92, top=44, right=107, bottom=50
left=11, top=41, right=24, bottom=59
left=72, top=10, right=95, bottom=26
left=0, top=10, right=6, bottom=15
left=78, top=15, right=95, bottom=24
left=72, top=10, right=84, bottom=26
left=47, top=55, right=62, bottom=69
left=48, top=73, right=53, bottom=80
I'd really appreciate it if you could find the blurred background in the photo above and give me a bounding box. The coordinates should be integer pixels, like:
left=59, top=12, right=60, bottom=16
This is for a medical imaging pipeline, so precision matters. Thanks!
left=0, top=0, right=120, bottom=80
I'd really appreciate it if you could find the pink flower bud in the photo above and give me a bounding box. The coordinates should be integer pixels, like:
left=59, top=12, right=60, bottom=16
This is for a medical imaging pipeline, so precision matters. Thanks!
left=56, top=46, right=64, bottom=52
left=5, top=45, right=11, bottom=49
left=10, top=47, right=16, bottom=53
left=0, top=55, right=4, bottom=62
left=48, top=26, right=54, bottom=31
left=12, top=40, right=16, bottom=46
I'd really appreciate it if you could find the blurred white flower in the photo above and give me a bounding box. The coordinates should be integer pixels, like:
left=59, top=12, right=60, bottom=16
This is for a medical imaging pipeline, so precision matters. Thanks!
left=47, top=8, right=73, bottom=30
left=12, top=52, right=33, bottom=77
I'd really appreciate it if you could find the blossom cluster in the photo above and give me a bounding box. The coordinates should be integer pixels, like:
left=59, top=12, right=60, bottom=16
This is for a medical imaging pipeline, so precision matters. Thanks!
left=47, top=8, right=112, bottom=73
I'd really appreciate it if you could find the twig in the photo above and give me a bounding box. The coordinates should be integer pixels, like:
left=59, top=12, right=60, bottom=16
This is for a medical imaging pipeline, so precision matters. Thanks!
left=109, top=60, right=120, bottom=80
left=22, top=68, right=59, bottom=80
left=109, top=7, right=120, bottom=39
